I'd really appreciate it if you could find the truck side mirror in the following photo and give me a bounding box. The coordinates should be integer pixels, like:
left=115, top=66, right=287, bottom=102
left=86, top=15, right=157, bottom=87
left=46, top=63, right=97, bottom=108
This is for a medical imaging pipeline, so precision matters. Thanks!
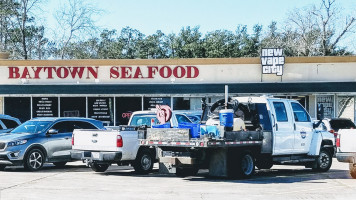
left=317, top=103, right=324, bottom=120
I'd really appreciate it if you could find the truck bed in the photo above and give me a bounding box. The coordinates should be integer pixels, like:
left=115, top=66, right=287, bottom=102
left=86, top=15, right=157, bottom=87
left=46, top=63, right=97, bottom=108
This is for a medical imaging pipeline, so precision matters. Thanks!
left=140, top=128, right=266, bottom=148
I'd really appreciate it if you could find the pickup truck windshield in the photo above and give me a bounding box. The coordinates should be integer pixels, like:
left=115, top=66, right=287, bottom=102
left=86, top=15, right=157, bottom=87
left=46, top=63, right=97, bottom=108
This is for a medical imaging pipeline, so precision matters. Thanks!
left=10, top=121, right=51, bottom=134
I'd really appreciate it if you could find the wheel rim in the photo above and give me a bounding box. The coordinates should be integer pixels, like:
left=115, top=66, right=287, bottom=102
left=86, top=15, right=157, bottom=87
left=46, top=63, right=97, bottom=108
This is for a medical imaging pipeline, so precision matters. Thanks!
left=29, top=151, right=43, bottom=170
left=319, top=151, right=330, bottom=169
left=241, top=154, right=254, bottom=175
left=141, top=154, right=152, bottom=171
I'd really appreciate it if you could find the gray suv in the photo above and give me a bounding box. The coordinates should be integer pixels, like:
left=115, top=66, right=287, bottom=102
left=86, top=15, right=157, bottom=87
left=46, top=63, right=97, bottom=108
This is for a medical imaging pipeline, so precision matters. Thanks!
left=0, top=117, right=104, bottom=171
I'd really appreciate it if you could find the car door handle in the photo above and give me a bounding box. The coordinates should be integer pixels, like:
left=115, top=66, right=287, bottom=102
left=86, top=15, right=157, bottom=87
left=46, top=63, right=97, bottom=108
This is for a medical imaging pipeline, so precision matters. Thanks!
left=65, top=137, right=70, bottom=140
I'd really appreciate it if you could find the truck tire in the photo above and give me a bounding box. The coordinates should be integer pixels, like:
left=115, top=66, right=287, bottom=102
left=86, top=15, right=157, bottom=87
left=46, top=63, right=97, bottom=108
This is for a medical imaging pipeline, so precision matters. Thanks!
left=0, top=165, right=5, bottom=171
left=24, top=149, right=45, bottom=171
left=312, top=148, right=332, bottom=172
left=175, top=167, right=199, bottom=177
left=90, top=163, right=109, bottom=172
left=133, top=149, right=154, bottom=174
left=349, top=164, right=356, bottom=179
left=236, top=151, right=255, bottom=179
left=53, top=162, right=67, bottom=167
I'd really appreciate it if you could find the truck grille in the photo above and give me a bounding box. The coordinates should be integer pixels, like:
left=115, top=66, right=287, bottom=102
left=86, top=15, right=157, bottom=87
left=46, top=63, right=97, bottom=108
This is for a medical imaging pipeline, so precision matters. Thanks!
left=0, top=142, right=6, bottom=150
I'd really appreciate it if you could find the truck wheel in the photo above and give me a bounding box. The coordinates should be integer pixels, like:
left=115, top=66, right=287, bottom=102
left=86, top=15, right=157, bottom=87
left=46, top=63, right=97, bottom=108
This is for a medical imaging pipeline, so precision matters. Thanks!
left=313, top=148, right=332, bottom=172
left=175, top=167, right=199, bottom=177
left=53, top=162, right=67, bottom=167
left=90, top=163, right=109, bottom=172
left=237, top=151, right=255, bottom=179
left=0, top=165, right=5, bottom=171
left=24, top=149, right=45, bottom=171
left=134, top=149, right=154, bottom=174
left=349, top=164, right=356, bottom=179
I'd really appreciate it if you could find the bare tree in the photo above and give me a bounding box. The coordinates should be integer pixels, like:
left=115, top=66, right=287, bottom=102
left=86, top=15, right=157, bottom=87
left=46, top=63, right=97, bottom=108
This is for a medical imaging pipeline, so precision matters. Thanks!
left=286, top=0, right=355, bottom=56
left=54, top=0, right=101, bottom=59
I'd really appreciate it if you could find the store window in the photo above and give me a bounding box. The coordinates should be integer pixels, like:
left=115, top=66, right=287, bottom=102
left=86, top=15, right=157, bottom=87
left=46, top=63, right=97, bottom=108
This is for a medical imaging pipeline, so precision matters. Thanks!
left=32, top=97, right=59, bottom=118
left=4, top=97, right=31, bottom=122
left=60, top=97, right=86, bottom=117
left=143, top=97, right=171, bottom=110
left=173, top=97, right=190, bottom=110
left=116, top=97, right=142, bottom=125
left=88, top=97, right=114, bottom=126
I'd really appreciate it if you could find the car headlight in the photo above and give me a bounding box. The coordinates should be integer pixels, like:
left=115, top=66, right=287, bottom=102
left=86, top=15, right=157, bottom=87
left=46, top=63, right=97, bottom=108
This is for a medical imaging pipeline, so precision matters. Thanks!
left=8, top=139, right=28, bottom=147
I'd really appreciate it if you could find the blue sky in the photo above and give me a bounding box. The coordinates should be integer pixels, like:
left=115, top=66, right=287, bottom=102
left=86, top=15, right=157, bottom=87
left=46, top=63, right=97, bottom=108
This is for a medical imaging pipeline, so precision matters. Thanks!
left=44, top=0, right=356, bottom=50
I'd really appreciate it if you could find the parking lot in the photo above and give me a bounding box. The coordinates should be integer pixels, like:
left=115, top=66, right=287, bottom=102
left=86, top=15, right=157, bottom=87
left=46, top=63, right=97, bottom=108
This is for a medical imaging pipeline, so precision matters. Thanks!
left=0, top=158, right=355, bottom=200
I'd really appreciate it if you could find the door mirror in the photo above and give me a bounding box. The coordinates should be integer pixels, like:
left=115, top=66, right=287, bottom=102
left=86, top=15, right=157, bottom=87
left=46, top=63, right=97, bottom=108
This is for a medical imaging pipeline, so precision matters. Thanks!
left=47, top=129, right=58, bottom=135
left=316, top=103, right=324, bottom=120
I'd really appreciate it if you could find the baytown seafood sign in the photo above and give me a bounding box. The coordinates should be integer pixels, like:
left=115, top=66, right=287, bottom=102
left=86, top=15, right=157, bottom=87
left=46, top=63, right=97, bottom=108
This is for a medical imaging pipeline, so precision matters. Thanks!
left=8, top=66, right=199, bottom=80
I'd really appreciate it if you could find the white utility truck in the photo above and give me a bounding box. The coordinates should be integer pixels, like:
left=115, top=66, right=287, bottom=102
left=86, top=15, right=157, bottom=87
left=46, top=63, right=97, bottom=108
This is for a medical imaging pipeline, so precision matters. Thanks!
left=71, top=109, right=192, bottom=173
left=140, top=96, right=335, bottom=178
left=336, top=129, right=356, bottom=178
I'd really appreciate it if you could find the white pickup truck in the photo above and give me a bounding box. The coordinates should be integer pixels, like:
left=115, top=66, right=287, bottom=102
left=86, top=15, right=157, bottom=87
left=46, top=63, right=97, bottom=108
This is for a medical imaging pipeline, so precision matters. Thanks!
left=71, top=110, right=193, bottom=173
left=336, top=129, right=356, bottom=178
left=140, top=96, right=336, bottom=178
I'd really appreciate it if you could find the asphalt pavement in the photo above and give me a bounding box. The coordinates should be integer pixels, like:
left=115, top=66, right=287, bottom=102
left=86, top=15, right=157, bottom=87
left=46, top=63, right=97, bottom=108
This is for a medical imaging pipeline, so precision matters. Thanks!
left=0, top=158, right=355, bottom=200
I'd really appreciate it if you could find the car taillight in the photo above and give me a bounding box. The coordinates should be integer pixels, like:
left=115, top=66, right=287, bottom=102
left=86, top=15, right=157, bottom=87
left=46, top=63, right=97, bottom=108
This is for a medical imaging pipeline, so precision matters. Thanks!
left=336, top=136, right=340, bottom=147
left=329, top=129, right=334, bottom=134
left=117, top=135, right=123, bottom=147
left=72, top=135, right=74, bottom=145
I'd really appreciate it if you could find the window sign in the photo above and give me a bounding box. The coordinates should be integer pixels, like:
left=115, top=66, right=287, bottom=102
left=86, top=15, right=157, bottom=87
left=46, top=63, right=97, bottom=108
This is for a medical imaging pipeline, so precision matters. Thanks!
left=144, top=97, right=171, bottom=110
left=32, top=97, right=58, bottom=117
left=88, top=97, right=114, bottom=126
left=317, top=95, right=334, bottom=119
left=261, top=48, right=285, bottom=76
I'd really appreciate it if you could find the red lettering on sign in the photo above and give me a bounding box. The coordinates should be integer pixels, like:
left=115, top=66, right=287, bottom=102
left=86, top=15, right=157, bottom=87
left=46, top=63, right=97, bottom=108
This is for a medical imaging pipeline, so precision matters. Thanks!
left=147, top=66, right=158, bottom=78
left=8, top=67, right=20, bottom=79
left=186, top=66, right=199, bottom=78
left=173, top=66, right=186, bottom=78
left=57, top=67, right=69, bottom=79
left=44, top=67, right=56, bottom=79
left=21, top=67, right=31, bottom=79
left=159, top=66, right=172, bottom=78
left=69, top=67, right=85, bottom=78
left=133, top=67, right=144, bottom=79
left=110, top=66, right=119, bottom=79
left=121, top=66, right=132, bottom=79
left=87, top=66, right=99, bottom=79
left=32, top=67, right=43, bottom=79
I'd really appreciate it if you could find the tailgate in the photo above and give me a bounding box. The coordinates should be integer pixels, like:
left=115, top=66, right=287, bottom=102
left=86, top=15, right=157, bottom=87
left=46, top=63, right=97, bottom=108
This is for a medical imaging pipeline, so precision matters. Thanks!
left=338, top=129, right=356, bottom=152
left=72, top=129, right=119, bottom=152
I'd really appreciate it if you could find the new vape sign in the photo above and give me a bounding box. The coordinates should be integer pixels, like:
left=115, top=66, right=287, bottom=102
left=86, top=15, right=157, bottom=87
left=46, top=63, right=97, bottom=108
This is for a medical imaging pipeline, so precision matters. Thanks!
left=261, top=48, right=285, bottom=76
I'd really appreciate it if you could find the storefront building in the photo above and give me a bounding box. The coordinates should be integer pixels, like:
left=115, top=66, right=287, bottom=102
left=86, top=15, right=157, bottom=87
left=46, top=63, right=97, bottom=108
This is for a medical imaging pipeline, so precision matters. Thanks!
left=1, top=53, right=356, bottom=125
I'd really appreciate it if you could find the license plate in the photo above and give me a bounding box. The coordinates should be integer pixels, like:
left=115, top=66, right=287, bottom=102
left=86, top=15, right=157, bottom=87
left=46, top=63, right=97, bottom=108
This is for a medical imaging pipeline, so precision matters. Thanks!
left=92, top=152, right=100, bottom=159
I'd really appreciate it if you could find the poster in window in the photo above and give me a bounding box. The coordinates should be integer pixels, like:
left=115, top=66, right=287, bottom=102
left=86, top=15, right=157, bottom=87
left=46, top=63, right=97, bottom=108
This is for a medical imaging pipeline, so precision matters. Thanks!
left=316, top=95, right=334, bottom=119
left=32, top=97, right=58, bottom=118
left=144, top=97, right=171, bottom=110
left=88, top=97, right=114, bottom=126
